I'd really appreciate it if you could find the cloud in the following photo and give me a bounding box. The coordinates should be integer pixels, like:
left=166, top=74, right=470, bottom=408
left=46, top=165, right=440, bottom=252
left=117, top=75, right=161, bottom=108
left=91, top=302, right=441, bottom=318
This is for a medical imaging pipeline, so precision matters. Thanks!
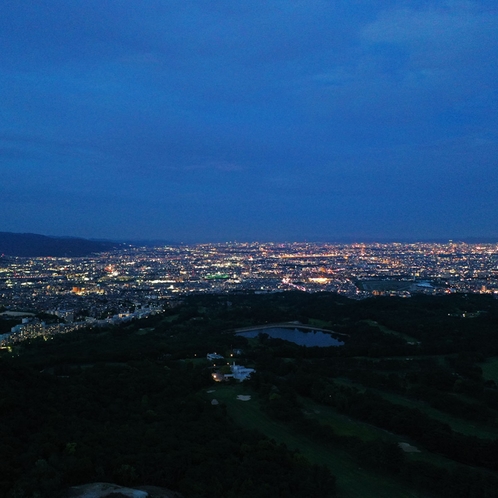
left=0, top=1, right=497, bottom=240
left=291, top=2, right=498, bottom=149
left=362, top=2, right=498, bottom=68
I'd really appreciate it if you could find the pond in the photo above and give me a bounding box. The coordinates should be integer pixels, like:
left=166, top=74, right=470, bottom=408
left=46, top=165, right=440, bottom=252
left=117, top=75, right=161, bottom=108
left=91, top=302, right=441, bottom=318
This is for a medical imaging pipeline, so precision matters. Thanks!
left=237, top=327, right=344, bottom=347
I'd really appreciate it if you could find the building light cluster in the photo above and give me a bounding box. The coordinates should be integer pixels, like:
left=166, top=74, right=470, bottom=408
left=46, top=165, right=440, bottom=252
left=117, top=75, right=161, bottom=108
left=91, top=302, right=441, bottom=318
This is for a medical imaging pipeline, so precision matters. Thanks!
left=1, top=241, right=497, bottom=344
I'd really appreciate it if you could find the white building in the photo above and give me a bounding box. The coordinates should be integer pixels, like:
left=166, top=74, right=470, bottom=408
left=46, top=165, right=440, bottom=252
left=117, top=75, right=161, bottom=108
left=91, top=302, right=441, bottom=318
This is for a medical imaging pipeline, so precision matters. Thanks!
left=230, top=361, right=255, bottom=381
left=207, top=353, right=224, bottom=361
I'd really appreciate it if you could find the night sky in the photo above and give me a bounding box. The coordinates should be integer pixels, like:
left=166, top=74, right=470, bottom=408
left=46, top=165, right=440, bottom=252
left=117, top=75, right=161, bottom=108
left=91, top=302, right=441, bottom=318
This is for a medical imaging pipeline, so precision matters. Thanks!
left=1, top=1, right=497, bottom=242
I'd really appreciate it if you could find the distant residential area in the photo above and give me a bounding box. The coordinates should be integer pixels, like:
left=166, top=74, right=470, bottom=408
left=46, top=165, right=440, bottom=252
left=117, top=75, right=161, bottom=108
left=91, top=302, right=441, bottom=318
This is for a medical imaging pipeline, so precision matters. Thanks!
left=1, top=241, right=497, bottom=345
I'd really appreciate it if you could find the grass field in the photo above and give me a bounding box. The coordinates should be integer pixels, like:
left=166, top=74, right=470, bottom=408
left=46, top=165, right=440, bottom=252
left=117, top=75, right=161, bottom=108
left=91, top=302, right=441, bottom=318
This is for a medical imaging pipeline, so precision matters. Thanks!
left=333, top=378, right=498, bottom=439
left=299, top=396, right=380, bottom=442
left=363, top=319, right=418, bottom=343
left=298, top=395, right=467, bottom=472
left=309, top=318, right=335, bottom=330
left=204, top=383, right=426, bottom=498
left=135, top=327, right=154, bottom=335
left=482, top=357, right=498, bottom=384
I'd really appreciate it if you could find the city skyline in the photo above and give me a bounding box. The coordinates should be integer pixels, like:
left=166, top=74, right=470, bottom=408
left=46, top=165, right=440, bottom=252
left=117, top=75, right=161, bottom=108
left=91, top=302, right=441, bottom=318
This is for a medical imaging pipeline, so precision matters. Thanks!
left=1, top=2, right=497, bottom=242
left=3, top=229, right=498, bottom=248
left=1, top=239, right=497, bottom=346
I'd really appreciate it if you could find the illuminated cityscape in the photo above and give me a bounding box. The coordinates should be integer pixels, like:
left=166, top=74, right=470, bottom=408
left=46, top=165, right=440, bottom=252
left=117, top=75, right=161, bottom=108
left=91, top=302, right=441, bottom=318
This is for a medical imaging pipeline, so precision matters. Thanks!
left=1, top=241, right=497, bottom=345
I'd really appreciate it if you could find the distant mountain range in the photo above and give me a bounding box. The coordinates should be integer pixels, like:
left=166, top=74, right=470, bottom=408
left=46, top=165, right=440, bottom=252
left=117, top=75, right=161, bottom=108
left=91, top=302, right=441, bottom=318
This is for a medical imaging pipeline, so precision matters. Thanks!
left=123, top=238, right=180, bottom=247
left=0, top=232, right=123, bottom=257
left=1, top=231, right=496, bottom=258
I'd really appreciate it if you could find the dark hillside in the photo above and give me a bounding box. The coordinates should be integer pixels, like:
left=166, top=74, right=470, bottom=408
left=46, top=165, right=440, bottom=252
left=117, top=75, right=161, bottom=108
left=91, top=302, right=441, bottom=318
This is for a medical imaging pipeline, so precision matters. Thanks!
left=0, top=232, right=122, bottom=257
left=3, top=292, right=498, bottom=497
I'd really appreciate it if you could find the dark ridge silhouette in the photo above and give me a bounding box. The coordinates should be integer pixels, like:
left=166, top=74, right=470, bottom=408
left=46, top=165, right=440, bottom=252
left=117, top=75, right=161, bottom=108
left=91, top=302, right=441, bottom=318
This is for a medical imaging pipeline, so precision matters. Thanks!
left=0, top=232, right=123, bottom=257
left=122, top=238, right=180, bottom=247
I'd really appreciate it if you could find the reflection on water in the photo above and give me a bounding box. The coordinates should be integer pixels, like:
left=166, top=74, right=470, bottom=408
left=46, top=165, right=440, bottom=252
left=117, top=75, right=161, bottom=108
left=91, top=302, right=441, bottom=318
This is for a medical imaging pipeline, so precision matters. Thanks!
left=237, top=327, right=344, bottom=347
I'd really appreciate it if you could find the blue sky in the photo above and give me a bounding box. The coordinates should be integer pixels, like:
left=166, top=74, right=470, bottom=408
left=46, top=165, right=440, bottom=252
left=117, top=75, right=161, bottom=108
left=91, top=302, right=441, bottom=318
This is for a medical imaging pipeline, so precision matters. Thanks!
left=1, top=1, right=497, bottom=242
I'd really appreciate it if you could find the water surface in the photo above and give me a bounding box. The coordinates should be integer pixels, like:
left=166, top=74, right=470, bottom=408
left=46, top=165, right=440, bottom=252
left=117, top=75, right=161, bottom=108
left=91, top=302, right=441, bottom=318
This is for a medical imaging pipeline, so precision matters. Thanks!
left=237, top=327, right=344, bottom=347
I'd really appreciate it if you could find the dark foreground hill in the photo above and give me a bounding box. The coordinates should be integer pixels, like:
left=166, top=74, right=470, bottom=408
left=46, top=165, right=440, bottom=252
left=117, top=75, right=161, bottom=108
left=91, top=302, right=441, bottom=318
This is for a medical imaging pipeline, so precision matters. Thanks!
left=0, top=232, right=122, bottom=257
left=2, top=292, right=498, bottom=497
